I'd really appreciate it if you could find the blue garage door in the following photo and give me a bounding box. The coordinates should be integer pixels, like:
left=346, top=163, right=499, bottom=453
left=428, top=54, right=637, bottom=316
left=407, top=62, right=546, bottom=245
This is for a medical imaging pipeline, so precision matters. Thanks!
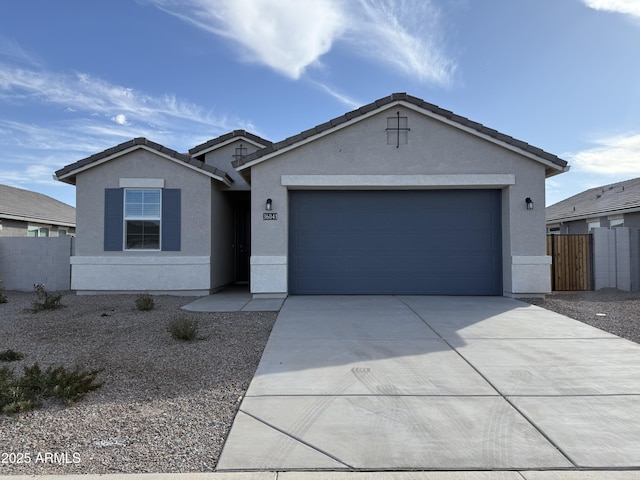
left=289, top=190, right=502, bottom=295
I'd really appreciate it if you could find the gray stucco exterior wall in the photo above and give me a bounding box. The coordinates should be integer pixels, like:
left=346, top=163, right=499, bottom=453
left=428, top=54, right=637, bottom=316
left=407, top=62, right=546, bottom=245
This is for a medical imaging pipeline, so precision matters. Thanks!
left=203, top=139, right=259, bottom=191
left=248, top=105, right=550, bottom=297
left=71, top=149, right=214, bottom=294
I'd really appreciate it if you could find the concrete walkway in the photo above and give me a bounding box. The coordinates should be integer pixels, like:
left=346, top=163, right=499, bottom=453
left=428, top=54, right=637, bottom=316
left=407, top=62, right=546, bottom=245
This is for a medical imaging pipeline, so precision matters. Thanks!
left=217, top=295, right=640, bottom=472
left=182, top=287, right=284, bottom=312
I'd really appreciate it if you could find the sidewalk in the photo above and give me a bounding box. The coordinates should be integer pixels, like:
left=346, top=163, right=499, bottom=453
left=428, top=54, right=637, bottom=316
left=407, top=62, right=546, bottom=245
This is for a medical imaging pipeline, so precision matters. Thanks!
left=3, top=470, right=640, bottom=479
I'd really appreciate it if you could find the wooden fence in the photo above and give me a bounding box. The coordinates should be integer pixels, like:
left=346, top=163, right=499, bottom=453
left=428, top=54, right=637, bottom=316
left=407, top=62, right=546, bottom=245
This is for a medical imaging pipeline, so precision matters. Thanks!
left=547, top=234, right=592, bottom=291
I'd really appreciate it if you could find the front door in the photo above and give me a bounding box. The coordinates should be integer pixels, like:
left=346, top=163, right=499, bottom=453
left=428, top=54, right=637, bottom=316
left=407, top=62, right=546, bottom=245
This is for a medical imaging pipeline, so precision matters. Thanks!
left=234, top=198, right=251, bottom=283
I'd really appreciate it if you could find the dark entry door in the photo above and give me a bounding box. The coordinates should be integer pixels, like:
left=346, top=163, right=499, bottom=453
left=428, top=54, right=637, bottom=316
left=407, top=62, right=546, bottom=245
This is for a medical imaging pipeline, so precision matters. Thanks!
left=288, top=190, right=502, bottom=295
left=234, top=199, right=251, bottom=283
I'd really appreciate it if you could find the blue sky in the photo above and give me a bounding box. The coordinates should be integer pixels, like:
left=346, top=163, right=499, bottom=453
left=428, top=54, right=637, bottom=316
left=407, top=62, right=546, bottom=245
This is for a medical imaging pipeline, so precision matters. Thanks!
left=1, top=0, right=640, bottom=208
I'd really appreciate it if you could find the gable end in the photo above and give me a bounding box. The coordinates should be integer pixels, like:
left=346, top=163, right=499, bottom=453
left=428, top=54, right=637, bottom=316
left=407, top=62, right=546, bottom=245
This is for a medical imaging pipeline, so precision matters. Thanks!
left=233, top=93, right=569, bottom=178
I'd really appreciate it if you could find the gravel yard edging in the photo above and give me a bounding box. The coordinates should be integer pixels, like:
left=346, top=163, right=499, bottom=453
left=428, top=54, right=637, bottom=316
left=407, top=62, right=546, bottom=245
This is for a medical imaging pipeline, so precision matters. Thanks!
left=521, top=288, right=640, bottom=344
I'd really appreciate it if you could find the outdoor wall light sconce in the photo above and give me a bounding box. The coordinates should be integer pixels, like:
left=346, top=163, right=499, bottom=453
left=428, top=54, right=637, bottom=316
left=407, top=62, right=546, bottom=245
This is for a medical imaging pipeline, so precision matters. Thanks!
left=525, top=197, right=534, bottom=210
left=265, top=198, right=272, bottom=211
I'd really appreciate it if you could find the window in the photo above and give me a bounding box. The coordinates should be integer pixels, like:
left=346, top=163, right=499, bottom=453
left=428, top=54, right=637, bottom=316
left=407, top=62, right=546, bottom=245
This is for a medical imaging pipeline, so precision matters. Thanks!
left=587, top=219, right=600, bottom=231
left=104, top=188, right=180, bottom=252
left=547, top=225, right=560, bottom=234
left=609, top=217, right=624, bottom=228
left=28, top=225, right=49, bottom=237
left=124, top=189, right=161, bottom=250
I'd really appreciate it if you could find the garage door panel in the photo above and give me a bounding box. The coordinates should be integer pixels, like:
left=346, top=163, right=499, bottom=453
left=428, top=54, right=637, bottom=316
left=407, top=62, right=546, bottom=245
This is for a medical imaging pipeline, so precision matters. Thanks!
left=294, top=232, right=497, bottom=252
left=289, top=190, right=502, bottom=295
left=295, top=255, right=428, bottom=272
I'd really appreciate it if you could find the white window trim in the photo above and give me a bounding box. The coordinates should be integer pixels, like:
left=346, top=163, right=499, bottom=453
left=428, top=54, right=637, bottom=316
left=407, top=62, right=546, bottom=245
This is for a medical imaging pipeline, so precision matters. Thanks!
left=608, top=215, right=624, bottom=228
left=27, top=224, right=51, bottom=237
left=123, top=188, right=162, bottom=251
left=119, top=178, right=165, bottom=188
left=586, top=218, right=600, bottom=231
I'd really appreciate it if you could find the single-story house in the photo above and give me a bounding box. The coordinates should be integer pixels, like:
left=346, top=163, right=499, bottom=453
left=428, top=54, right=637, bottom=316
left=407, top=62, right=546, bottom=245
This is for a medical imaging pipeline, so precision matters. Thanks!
left=547, top=177, right=640, bottom=234
left=0, top=184, right=76, bottom=237
left=55, top=93, right=569, bottom=297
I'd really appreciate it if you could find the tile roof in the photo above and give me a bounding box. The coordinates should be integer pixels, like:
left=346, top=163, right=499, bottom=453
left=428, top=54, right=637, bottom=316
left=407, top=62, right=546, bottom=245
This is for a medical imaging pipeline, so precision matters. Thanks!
left=232, top=92, right=569, bottom=176
left=546, top=176, right=640, bottom=222
left=55, top=137, right=234, bottom=185
left=0, top=184, right=75, bottom=227
left=189, top=130, right=272, bottom=157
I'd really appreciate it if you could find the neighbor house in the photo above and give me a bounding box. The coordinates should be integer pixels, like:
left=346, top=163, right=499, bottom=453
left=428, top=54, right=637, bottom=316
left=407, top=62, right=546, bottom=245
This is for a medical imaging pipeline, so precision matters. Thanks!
left=546, top=177, right=640, bottom=234
left=55, top=93, right=569, bottom=297
left=0, top=184, right=76, bottom=237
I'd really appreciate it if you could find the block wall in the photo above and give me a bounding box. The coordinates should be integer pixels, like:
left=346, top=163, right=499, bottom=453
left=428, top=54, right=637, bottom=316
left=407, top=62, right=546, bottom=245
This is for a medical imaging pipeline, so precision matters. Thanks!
left=0, top=237, right=73, bottom=291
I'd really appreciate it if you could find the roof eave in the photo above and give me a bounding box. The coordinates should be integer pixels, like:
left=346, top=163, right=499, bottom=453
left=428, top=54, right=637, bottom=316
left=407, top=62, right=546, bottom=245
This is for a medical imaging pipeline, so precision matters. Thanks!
left=56, top=144, right=233, bottom=187
left=190, top=135, right=271, bottom=158
left=0, top=212, right=75, bottom=227
left=54, top=173, right=77, bottom=185
left=546, top=204, right=640, bottom=224
left=545, top=164, right=571, bottom=179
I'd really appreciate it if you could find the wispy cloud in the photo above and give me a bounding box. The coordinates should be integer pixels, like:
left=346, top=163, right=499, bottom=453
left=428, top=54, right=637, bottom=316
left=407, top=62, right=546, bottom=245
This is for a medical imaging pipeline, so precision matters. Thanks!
left=345, top=0, right=455, bottom=86
left=0, top=62, right=257, bottom=195
left=0, top=64, right=233, bottom=130
left=311, top=82, right=362, bottom=110
left=583, top=0, right=640, bottom=19
left=571, top=132, right=640, bottom=174
left=0, top=36, right=42, bottom=67
left=151, top=0, right=455, bottom=86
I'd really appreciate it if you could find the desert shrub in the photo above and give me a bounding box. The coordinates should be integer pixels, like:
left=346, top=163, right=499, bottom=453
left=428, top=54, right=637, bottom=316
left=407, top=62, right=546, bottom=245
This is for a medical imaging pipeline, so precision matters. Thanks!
left=0, top=363, right=103, bottom=415
left=0, top=349, right=25, bottom=362
left=135, top=293, right=155, bottom=311
left=43, top=365, right=104, bottom=404
left=168, top=316, right=201, bottom=342
left=32, top=284, right=62, bottom=312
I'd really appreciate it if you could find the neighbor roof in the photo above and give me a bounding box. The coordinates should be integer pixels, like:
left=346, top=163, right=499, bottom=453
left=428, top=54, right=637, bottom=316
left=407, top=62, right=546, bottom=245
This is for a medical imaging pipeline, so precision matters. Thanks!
left=55, top=137, right=234, bottom=186
left=233, top=92, right=569, bottom=177
left=0, top=184, right=75, bottom=227
left=547, top=177, right=640, bottom=223
left=189, top=130, right=272, bottom=158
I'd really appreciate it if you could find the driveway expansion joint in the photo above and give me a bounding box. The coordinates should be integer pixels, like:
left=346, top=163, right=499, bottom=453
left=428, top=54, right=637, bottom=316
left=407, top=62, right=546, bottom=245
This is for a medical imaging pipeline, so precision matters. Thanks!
left=397, top=296, right=579, bottom=469
left=239, top=409, right=354, bottom=470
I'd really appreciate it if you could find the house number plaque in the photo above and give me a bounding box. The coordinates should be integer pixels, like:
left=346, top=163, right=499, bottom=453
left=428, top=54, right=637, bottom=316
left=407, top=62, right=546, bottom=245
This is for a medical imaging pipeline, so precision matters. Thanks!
left=263, top=213, right=278, bottom=220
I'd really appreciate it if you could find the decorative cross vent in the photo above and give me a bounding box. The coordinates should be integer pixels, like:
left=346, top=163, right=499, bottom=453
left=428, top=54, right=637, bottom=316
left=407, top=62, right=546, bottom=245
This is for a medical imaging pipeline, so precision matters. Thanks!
left=386, top=111, right=410, bottom=147
left=233, top=144, right=248, bottom=161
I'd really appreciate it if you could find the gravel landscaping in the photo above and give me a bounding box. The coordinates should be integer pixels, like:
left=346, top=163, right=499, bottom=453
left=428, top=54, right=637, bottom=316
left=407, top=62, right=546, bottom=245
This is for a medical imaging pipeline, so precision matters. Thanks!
left=522, top=288, right=640, bottom=344
left=0, top=291, right=276, bottom=475
left=1, top=288, right=639, bottom=475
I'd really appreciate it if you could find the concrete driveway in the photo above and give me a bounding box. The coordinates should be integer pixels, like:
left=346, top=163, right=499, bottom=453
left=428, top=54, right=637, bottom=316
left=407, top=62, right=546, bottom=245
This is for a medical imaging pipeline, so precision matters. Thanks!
left=217, top=295, right=640, bottom=472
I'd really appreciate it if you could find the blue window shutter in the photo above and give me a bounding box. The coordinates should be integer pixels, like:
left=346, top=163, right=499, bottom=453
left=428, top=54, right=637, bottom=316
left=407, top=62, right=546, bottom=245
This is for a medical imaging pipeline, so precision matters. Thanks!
left=162, top=189, right=181, bottom=251
left=104, top=188, right=124, bottom=251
